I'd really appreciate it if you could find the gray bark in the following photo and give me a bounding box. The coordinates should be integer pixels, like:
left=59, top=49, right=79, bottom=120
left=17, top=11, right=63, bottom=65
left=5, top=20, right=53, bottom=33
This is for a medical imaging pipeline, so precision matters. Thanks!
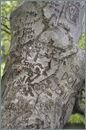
left=1, top=1, right=85, bottom=129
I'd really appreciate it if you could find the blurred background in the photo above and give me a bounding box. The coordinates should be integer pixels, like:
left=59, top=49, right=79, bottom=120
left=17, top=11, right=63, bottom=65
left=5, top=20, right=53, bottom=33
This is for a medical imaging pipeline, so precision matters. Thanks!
left=1, top=0, right=85, bottom=129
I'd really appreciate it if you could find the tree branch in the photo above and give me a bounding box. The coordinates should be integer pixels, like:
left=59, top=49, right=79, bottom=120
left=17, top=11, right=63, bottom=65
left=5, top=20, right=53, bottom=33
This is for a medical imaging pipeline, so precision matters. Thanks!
left=1, top=23, right=10, bottom=31
left=1, top=28, right=11, bottom=35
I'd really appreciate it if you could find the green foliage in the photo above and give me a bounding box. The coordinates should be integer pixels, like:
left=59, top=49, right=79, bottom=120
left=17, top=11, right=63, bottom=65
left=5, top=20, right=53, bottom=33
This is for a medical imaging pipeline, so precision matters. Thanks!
left=1, top=62, right=5, bottom=77
left=79, top=33, right=86, bottom=49
left=68, top=113, right=85, bottom=124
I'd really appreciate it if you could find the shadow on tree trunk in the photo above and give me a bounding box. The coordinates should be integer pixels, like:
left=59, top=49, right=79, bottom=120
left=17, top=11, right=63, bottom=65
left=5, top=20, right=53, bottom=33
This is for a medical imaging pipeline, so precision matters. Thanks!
left=63, top=123, right=85, bottom=129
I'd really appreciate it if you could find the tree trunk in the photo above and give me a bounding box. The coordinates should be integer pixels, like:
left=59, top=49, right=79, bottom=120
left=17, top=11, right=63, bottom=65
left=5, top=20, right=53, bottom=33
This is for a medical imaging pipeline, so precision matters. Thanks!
left=1, top=1, right=85, bottom=129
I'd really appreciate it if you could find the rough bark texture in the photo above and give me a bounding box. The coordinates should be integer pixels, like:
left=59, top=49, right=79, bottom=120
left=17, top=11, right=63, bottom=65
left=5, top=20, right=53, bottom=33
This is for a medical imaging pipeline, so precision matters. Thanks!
left=1, top=1, right=85, bottom=129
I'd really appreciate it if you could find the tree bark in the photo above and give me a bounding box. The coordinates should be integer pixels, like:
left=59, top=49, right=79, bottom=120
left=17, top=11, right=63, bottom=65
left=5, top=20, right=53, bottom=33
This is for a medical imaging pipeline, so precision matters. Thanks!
left=1, top=1, right=85, bottom=129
